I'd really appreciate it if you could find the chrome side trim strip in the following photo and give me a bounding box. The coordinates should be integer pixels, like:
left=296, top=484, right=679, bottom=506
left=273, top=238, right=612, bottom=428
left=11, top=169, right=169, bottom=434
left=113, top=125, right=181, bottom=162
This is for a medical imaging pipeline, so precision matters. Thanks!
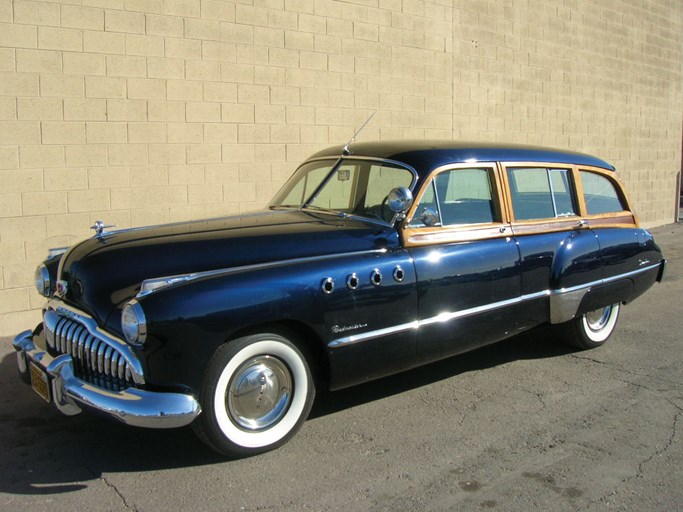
left=327, top=321, right=419, bottom=348
left=139, top=248, right=388, bottom=297
left=329, top=290, right=549, bottom=348
left=552, top=262, right=662, bottom=295
left=328, top=262, right=664, bottom=348
left=419, top=291, right=549, bottom=328
left=547, top=262, right=663, bottom=324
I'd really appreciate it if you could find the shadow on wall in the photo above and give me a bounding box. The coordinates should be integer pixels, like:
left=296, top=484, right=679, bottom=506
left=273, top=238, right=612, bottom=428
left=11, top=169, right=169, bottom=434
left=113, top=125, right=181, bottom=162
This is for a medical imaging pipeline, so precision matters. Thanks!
left=0, top=327, right=573, bottom=495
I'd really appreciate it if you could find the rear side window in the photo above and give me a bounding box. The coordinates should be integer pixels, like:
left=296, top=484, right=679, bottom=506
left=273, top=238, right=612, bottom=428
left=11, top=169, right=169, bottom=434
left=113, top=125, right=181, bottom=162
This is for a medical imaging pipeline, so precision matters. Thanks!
left=580, top=171, right=625, bottom=214
left=507, top=167, right=577, bottom=221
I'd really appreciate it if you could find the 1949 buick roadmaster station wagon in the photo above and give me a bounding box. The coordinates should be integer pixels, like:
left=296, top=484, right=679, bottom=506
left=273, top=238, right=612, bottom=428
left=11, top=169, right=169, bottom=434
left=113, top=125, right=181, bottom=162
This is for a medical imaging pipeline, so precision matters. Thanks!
left=13, top=141, right=666, bottom=457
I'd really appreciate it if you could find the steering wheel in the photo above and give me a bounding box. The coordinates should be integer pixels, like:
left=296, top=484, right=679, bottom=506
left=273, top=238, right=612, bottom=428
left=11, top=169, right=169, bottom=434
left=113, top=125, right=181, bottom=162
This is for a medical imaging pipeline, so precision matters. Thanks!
left=379, top=194, right=389, bottom=222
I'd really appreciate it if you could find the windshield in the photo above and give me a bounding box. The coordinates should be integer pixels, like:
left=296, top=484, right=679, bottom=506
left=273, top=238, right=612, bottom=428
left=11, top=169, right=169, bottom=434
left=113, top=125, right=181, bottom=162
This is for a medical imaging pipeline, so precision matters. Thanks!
left=270, top=159, right=414, bottom=223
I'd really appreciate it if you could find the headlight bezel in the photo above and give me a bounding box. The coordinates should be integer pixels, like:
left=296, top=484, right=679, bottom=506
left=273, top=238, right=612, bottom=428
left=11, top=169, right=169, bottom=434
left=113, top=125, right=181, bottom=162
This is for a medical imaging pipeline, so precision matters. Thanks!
left=34, top=263, right=52, bottom=297
left=121, top=299, right=147, bottom=346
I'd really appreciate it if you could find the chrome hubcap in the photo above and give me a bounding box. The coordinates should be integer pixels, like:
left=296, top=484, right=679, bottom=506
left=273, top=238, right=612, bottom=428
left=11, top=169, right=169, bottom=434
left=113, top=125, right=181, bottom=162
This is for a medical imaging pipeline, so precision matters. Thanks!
left=227, top=356, right=292, bottom=431
left=585, top=305, right=612, bottom=332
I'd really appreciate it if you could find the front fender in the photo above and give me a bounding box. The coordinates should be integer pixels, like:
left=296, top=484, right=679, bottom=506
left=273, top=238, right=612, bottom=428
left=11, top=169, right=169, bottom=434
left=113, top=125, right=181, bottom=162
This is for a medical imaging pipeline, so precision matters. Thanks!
left=133, top=249, right=417, bottom=393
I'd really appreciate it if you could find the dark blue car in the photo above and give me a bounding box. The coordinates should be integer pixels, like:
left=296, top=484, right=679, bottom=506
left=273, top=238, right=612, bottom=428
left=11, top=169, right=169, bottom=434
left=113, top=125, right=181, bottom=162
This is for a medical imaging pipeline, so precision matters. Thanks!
left=14, top=141, right=666, bottom=457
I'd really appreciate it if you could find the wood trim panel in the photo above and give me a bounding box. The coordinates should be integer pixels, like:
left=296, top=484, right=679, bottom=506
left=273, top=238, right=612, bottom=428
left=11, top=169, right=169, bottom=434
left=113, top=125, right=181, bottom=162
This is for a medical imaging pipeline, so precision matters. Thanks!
left=402, top=161, right=509, bottom=247
left=404, top=162, right=504, bottom=225
left=509, top=217, right=584, bottom=237
left=404, top=224, right=510, bottom=246
left=400, top=160, right=638, bottom=247
left=575, top=166, right=639, bottom=228
left=585, top=213, right=637, bottom=229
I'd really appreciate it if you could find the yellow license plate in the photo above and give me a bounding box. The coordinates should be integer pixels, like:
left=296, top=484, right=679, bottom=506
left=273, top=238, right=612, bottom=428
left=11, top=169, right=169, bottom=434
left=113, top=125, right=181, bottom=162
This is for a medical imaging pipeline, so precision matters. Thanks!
left=30, top=362, right=51, bottom=403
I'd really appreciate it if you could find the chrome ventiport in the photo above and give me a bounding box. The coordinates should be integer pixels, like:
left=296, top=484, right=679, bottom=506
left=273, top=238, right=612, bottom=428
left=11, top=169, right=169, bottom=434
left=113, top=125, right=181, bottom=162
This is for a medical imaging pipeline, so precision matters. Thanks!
left=346, top=273, right=359, bottom=290
left=370, top=269, right=382, bottom=286
left=321, top=277, right=335, bottom=294
left=393, top=266, right=405, bottom=282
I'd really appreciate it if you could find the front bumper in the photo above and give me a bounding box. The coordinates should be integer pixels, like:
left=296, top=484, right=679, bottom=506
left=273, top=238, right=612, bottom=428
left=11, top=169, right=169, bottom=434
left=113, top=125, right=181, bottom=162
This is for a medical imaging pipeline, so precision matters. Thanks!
left=13, top=329, right=201, bottom=429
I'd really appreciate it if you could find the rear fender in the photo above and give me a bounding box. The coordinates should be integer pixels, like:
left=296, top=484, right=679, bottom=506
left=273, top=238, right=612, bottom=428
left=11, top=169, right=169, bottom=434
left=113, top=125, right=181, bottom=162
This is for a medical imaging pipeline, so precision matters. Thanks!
left=548, top=229, right=601, bottom=324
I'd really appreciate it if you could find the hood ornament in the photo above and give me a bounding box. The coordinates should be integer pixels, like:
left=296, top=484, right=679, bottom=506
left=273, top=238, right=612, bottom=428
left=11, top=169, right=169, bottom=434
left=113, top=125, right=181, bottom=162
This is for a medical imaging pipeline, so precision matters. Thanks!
left=90, top=220, right=115, bottom=237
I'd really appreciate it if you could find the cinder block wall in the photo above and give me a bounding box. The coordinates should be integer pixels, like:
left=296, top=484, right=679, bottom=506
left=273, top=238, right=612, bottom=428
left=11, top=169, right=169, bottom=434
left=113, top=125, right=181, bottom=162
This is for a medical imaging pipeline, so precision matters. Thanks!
left=0, top=0, right=681, bottom=334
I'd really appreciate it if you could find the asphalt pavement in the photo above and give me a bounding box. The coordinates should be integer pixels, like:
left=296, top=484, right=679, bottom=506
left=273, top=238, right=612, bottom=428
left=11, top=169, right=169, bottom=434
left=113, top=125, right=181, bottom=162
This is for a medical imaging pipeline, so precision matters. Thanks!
left=1, top=223, right=681, bottom=511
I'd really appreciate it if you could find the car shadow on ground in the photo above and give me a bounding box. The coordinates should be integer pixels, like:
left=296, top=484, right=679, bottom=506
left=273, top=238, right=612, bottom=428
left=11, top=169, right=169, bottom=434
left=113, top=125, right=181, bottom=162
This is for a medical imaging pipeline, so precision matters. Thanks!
left=310, top=326, right=572, bottom=418
left=0, top=327, right=573, bottom=495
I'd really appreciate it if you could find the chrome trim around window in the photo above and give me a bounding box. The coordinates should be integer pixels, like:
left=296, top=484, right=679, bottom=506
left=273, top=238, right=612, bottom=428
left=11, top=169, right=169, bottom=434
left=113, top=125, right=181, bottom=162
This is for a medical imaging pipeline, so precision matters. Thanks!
left=300, top=155, right=419, bottom=188
left=271, top=155, right=419, bottom=228
left=328, top=262, right=664, bottom=348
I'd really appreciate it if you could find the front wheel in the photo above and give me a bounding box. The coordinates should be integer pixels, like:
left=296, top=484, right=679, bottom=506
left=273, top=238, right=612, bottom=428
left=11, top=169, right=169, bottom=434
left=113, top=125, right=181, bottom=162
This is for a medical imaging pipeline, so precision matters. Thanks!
left=193, top=332, right=315, bottom=457
left=558, top=303, right=621, bottom=350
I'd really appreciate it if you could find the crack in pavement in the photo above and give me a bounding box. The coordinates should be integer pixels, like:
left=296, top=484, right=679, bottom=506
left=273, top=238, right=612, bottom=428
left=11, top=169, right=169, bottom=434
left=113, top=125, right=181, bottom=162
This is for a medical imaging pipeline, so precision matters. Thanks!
left=568, top=354, right=683, bottom=389
left=99, top=475, right=138, bottom=512
left=81, top=462, right=137, bottom=512
left=580, top=403, right=682, bottom=512
left=637, top=410, right=681, bottom=475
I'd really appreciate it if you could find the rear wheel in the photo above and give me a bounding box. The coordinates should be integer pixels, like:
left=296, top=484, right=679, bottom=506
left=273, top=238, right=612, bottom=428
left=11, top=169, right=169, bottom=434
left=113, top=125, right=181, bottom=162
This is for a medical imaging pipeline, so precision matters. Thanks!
left=558, top=303, right=621, bottom=350
left=193, top=331, right=315, bottom=457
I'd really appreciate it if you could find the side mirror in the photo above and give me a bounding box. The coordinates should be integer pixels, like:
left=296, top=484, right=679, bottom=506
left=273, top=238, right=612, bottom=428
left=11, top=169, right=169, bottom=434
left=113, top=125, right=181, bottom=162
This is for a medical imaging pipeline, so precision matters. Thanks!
left=420, top=207, right=439, bottom=227
left=387, top=187, right=413, bottom=213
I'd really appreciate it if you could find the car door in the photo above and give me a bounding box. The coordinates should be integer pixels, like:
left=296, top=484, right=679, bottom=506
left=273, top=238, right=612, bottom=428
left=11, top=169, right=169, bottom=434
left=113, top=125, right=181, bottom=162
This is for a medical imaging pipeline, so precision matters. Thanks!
left=501, top=164, right=602, bottom=325
left=401, top=163, right=522, bottom=364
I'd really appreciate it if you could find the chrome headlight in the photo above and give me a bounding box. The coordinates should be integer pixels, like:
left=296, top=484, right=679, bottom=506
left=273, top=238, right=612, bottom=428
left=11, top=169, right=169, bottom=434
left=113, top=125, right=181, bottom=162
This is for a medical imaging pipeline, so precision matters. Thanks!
left=34, top=264, right=51, bottom=297
left=121, top=300, right=147, bottom=345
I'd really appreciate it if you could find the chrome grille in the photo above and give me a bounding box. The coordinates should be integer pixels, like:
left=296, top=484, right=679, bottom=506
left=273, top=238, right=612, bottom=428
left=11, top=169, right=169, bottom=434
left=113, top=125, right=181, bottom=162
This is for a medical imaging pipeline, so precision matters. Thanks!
left=45, top=311, right=135, bottom=392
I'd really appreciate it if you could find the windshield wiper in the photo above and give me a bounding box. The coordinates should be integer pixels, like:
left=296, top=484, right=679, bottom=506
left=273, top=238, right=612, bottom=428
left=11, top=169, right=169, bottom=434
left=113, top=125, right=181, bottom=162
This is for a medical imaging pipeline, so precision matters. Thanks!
left=302, top=205, right=348, bottom=219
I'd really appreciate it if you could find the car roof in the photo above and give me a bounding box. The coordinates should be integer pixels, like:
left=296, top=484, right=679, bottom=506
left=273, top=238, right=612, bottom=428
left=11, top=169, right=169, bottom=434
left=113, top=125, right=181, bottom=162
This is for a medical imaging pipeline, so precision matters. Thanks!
left=308, top=141, right=616, bottom=179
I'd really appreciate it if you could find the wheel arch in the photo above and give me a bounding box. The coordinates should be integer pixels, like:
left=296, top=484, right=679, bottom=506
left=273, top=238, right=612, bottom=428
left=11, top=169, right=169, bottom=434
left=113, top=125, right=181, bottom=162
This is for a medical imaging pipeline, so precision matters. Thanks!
left=225, top=319, right=330, bottom=390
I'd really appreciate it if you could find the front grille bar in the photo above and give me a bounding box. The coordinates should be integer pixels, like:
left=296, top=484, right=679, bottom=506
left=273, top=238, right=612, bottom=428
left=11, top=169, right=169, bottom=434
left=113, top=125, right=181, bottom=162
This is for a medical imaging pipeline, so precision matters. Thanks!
left=48, top=312, right=135, bottom=391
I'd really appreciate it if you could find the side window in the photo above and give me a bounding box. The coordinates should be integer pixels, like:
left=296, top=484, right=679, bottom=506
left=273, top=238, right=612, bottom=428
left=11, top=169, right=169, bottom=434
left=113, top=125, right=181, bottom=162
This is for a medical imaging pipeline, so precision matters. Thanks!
left=410, top=168, right=496, bottom=227
left=507, top=167, right=577, bottom=220
left=580, top=171, right=625, bottom=214
left=410, top=181, right=439, bottom=227
left=549, top=169, right=575, bottom=216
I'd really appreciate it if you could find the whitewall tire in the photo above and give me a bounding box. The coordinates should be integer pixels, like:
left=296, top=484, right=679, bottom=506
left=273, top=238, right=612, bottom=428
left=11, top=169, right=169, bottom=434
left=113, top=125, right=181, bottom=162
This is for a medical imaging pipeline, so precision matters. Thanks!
left=559, top=303, right=621, bottom=350
left=193, top=332, right=315, bottom=457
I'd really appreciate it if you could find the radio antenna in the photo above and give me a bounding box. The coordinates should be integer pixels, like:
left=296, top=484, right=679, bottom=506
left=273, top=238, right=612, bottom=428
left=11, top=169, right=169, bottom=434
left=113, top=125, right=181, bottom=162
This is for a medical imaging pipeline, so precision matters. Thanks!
left=342, top=111, right=376, bottom=156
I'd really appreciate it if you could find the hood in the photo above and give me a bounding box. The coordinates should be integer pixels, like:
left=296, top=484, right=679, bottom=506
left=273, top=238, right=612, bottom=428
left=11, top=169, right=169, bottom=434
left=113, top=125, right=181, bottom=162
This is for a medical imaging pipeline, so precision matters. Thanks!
left=57, top=210, right=398, bottom=326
